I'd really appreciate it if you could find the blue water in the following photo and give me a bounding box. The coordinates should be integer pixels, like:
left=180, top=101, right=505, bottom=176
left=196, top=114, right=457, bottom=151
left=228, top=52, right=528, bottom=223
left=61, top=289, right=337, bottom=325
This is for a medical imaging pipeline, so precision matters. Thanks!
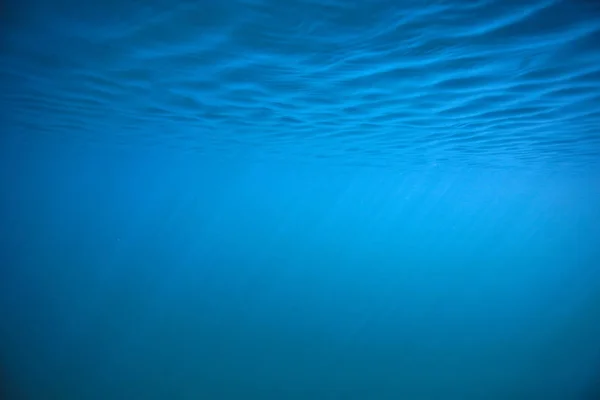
left=1, top=0, right=600, bottom=398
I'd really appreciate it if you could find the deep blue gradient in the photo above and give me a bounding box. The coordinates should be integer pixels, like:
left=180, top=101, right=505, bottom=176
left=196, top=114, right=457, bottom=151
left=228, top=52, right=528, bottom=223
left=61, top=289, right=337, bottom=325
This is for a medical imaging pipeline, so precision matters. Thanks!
left=1, top=0, right=600, bottom=399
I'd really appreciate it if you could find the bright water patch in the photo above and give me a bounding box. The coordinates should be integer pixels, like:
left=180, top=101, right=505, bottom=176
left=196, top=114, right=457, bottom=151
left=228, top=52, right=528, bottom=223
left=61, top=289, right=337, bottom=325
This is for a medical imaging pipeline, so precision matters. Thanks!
left=1, top=0, right=600, bottom=169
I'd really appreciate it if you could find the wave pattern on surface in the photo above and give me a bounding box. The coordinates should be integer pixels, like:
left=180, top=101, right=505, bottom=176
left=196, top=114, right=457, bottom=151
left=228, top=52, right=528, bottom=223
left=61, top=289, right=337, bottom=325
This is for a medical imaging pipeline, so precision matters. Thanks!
left=1, top=0, right=600, bottom=169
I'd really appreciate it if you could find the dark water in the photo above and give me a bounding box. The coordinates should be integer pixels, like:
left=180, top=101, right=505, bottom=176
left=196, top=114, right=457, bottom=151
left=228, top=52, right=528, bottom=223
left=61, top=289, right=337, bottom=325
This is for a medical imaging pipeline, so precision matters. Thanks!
left=1, top=0, right=600, bottom=398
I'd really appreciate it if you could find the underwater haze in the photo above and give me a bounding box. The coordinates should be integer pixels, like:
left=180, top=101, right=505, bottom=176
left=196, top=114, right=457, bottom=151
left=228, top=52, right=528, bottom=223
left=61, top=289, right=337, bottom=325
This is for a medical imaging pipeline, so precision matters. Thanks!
left=1, top=0, right=600, bottom=398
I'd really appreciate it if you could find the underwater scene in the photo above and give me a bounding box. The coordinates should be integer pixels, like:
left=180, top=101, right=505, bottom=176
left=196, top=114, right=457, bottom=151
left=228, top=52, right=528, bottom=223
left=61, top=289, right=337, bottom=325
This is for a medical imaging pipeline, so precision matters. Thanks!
left=1, top=0, right=600, bottom=398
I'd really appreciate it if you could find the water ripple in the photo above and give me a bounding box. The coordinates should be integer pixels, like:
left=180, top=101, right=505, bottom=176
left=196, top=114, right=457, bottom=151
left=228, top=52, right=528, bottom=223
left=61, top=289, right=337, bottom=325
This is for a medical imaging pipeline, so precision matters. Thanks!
left=1, top=0, right=600, bottom=169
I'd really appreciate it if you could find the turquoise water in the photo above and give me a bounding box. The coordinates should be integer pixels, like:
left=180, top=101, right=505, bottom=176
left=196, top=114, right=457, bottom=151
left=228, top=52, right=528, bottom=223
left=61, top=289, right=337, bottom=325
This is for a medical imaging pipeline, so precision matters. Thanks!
left=1, top=0, right=600, bottom=398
